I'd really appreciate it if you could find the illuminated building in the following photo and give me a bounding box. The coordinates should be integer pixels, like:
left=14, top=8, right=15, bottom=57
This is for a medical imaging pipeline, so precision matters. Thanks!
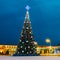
left=0, top=44, right=60, bottom=56
left=0, top=45, right=17, bottom=56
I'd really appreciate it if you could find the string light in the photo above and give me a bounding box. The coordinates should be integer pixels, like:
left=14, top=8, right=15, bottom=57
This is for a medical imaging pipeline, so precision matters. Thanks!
left=26, top=40, right=28, bottom=42
left=25, top=47, right=26, bottom=50
left=30, top=32, right=31, bottom=33
left=20, top=40, right=21, bottom=42
left=22, top=42, right=24, bottom=44
left=30, top=51, right=32, bottom=53
left=26, top=27, right=29, bottom=29
left=21, top=46, right=23, bottom=48
left=27, top=52, right=28, bottom=54
left=28, top=46, right=30, bottom=48
left=31, top=36, right=33, bottom=38
left=22, top=50, right=24, bottom=53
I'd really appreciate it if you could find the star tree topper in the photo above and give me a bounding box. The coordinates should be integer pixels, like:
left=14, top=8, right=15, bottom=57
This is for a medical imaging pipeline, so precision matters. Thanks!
left=25, top=5, right=30, bottom=11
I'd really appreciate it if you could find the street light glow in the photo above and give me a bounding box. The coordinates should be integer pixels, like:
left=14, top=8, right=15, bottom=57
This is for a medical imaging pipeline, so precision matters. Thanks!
left=46, top=38, right=51, bottom=43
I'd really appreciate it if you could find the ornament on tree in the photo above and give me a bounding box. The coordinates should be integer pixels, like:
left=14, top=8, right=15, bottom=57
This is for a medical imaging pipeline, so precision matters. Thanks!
left=21, top=46, right=23, bottom=48
left=21, top=35, right=23, bottom=37
left=22, top=50, right=24, bottom=53
left=30, top=27, right=32, bottom=29
left=19, top=40, right=21, bottom=42
left=22, top=42, right=24, bottom=44
left=30, top=51, right=32, bottom=53
left=26, top=27, right=29, bottom=29
left=30, top=32, right=31, bottom=34
left=28, top=46, right=30, bottom=48
left=26, top=40, right=28, bottom=43
left=31, top=36, right=33, bottom=38
left=18, top=52, right=19, bottom=54
left=25, top=47, right=26, bottom=50
left=27, top=52, right=28, bottom=54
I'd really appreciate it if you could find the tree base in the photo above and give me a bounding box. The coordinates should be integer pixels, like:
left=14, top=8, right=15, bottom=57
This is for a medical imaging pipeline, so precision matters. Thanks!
left=13, top=53, right=39, bottom=56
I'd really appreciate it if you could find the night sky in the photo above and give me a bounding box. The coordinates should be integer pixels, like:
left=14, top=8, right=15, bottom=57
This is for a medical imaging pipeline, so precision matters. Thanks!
left=0, top=0, right=60, bottom=46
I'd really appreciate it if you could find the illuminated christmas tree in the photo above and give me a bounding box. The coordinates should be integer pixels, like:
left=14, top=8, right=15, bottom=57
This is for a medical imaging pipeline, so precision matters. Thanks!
left=14, top=6, right=38, bottom=56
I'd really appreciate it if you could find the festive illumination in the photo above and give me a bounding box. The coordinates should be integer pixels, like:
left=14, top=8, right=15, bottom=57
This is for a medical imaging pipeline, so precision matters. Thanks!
left=31, top=36, right=33, bottom=38
left=18, top=52, right=19, bottom=54
left=30, top=32, right=31, bottom=33
left=22, top=42, right=24, bottom=44
left=30, top=27, right=32, bottom=29
left=22, top=50, right=24, bottom=53
left=30, top=51, right=32, bottom=53
left=15, top=5, right=37, bottom=56
left=46, top=38, right=51, bottom=43
left=21, top=35, right=23, bottom=37
left=26, top=41, right=28, bottom=43
left=34, top=42, right=38, bottom=45
left=19, top=40, right=21, bottom=42
left=25, top=5, right=30, bottom=11
left=27, top=52, right=28, bottom=54
left=25, top=47, right=26, bottom=50
left=26, top=27, right=29, bottom=29
left=21, top=46, right=23, bottom=48
left=28, top=46, right=30, bottom=48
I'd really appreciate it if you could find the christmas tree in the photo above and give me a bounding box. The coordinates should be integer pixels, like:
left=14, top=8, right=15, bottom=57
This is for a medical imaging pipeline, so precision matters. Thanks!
left=14, top=6, right=38, bottom=56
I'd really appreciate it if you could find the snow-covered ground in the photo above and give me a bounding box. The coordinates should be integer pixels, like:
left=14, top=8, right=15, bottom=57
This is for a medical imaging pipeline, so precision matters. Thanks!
left=0, top=56, right=60, bottom=60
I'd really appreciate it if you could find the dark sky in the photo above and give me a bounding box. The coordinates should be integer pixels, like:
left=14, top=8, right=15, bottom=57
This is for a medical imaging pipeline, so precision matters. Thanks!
left=0, top=0, right=60, bottom=46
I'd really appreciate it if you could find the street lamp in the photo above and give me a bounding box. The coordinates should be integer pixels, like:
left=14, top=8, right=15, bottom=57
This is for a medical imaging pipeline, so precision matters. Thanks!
left=45, top=38, right=51, bottom=48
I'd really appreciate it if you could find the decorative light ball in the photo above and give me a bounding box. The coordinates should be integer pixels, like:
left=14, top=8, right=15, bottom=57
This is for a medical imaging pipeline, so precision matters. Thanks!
left=25, top=47, right=26, bottom=50
left=27, top=52, right=28, bottom=54
left=22, top=42, right=24, bottom=44
left=30, top=51, right=32, bottom=53
left=21, top=35, right=23, bottom=37
left=19, top=40, right=21, bottom=42
left=26, top=27, right=29, bottom=29
left=22, top=50, right=24, bottom=53
left=30, top=32, right=31, bottom=33
left=26, top=41, right=28, bottom=42
left=31, top=36, right=33, bottom=38
left=28, top=46, right=30, bottom=48
left=21, top=46, right=23, bottom=48
left=30, top=27, right=32, bottom=29
left=18, top=52, right=19, bottom=54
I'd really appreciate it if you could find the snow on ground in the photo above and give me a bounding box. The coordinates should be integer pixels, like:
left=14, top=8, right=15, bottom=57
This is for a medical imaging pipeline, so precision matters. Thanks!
left=0, top=56, right=60, bottom=60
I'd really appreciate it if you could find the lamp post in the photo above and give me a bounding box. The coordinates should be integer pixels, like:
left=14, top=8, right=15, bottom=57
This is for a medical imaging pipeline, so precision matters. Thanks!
left=45, top=38, right=51, bottom=48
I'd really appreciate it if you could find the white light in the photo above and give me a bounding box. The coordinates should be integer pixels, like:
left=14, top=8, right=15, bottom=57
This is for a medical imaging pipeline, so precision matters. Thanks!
left=28, top=46, right=30, bottom=48
left=25, top=47, right=26, bottom=50
left=21, top=46, right=22, bottom=48
left=31, top=36, right=33, bottom=38
left=46, top=38, right=51, bottom=43
left=22, top=50, right=24, bottom=53
left=20, top=40, right=21, bottom=42
left=22, top=42, right=24, bottom=44
left=30, top=51, right=32, bottom=53
left=30, top=32, right=31, bottom=33
left=26, top=27, right=29, bottom=29
left=26, top=41, right=28, bottom=42
left=30, top=27, right=32, bottom=29
left=34, top=42, right=38, bottom=45
left=27, top=52, right=28, bottom=54
left=21, top=35, right=23, bottom=37
left=18, top=52, right=19, bottom=54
